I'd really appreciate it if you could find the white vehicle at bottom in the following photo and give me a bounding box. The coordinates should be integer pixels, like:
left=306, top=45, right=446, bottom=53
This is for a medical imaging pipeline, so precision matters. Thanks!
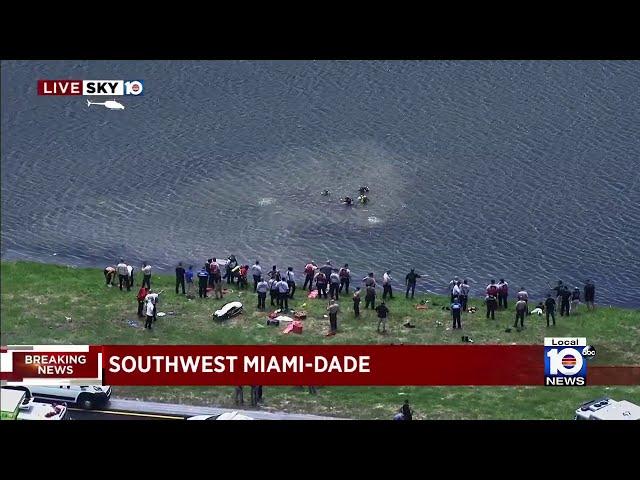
left=3, top=385, right=111, bottom=410
left=574, top=397, right=640, bottom=420
left=188, top=411, right=254, bottom=420
left=1, top=388, right=68, bottom=420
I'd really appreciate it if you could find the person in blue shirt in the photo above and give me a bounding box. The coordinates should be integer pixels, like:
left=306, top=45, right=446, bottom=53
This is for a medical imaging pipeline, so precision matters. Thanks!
left=197, top=266, right=209, bottom=298
left=451, top=298, right=462, bottom=329
left=185, top=265, right=194, bottom=297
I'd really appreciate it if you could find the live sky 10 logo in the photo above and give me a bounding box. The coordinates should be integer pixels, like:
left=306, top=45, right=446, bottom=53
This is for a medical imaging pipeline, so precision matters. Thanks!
left=544, top=337, right=596, bottom=386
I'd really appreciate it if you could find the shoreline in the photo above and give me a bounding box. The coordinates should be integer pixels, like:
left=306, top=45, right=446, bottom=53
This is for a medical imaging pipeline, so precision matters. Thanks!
left=1, top=256, right=636, bottom=310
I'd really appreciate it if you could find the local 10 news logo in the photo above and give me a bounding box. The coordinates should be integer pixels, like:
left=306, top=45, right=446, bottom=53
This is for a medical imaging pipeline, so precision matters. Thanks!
left=544, top=337, right=596, bottom=386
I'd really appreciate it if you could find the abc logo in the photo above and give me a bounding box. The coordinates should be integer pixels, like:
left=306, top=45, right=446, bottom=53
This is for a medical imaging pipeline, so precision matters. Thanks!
left=582, top=345, right=596, bottom=359
left=124, top=80, right=143, bottom=96
left=547, top=348, right=584, bottom=375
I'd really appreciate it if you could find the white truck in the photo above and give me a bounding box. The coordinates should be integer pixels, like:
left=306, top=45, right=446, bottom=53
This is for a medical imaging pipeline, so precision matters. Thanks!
left=1, top=388, right=68, bottom=420
left=574, top=397, right=640, bottom=420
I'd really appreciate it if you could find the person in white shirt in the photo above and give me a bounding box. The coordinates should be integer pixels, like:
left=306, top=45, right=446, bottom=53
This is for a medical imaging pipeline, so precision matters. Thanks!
left=452, top=281, right=461, bottom=300
left=448, top=276, right=459, bottom=302
left=116, top=259, right=130, bottom=291
left=127, top=264, right=134, bottom=288
left=276, top=278, right=290, bottom=310
left=285, top=267, right=296, bottom=299
left=250, top=261, right=263, bottom=293
left=141, top=262, right=152, bottom=289
left=144, top=290, right=160, bottom=323
left=329, top=270, right=341, bottom=300
left=144, top=298, right=155, bottom=329
left=460, top=280, right=471, bottom=311
left=256, top=277, right=269, bottom=310
left=382, top=270, right=393, bottom=300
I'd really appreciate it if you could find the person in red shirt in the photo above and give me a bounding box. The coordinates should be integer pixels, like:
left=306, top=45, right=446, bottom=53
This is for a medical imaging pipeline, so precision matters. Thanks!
left=238, top=265, right=249, bottom=289
left=136, top=285, right=149, bottom=318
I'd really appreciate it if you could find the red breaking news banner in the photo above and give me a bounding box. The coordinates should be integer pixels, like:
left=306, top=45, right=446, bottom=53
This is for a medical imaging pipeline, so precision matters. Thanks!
left=2, top=345, right=638, bottom=386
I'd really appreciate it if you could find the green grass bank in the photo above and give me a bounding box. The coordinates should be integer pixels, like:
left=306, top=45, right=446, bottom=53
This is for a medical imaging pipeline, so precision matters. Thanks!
left=2, top=260, right=639, bottom=419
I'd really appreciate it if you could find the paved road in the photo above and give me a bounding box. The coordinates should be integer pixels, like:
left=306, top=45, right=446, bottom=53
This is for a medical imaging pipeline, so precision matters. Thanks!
left=68, top=408, right=185, bottom=420
left=60, top=398, right=343, bottom=420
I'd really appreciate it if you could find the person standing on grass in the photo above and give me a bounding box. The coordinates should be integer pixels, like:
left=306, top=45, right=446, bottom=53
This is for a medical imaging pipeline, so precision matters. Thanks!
left=553, top=281, right=564, bottom=312
left=560, top=286, right=571, bottom=316
left=365, top=284, right=376, bottom=310
left=238, top=265, right=249, bottom=290
left=326, top=299, right=340, bottom=335
left=405, top=269, right=421, bottom=299
left=353, top=288, right=361, bottom=317
left=460, top=279, right=470, bottom=312
left=234, top=386, right=244, bottom=406
left=452, top=280, right=461, bottom=300
left=136, top=284, right=149, bottom=318
left=250, top=261, right=262, bottom=292
left=144, top=297, right=155, bottom=330
left=250, top=386, right=260, bottom=407
left=486, top=292, right=497, bottom=320
left=517, top=286, right=529, bottom=310
left=329, top=269, right=341, bottom=300
left=213, top=269, right=224, bottom=300
left=277, top=275, right=290, bottom=310
left=571, top=286, right=581, bottom=314
left=104, top=265, right=117, bottom=286
left=382, top=270, right=393, bottom=300
left=497, top=278, right=508, bottom=309
left=145, top=290, right=160, bottom=323
left=141, top=262, right=152, bottom=289
left=197, top=265, right=209, bottom=298
left=256, top=277, right=268, bottom=311
left=117, top=259, right=129, bottom=291
left=303, top=261, right=317, bottom=291
left=339, top=264, right=351, bottom=293
left=209, top=258, right=221, bottom=289
left=316, top=271, right=328, bottom=299
left=451, top=297, right=462, bottom=329
left=514, top=298, right=527, bottom=329
left=269, top=275, right=279, bottom=306
left=375, top=301, right=389, bottom=333
left=285, top=267, right=296, bottom=299
left=175, top=262, right=186, bottom=294
left=127, top=264, right=135, bottom=288
left=584, top=279, right=595, bottom=310
left=544, top=294, right=556, bottom=327
left=400, top=399, right=413, bottom=420
left=185, top=265, right=194, bottom=297
left=449, top=276, right=460, bottom=302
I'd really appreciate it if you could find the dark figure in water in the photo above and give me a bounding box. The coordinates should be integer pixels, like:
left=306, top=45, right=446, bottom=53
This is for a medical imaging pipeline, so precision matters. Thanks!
left=358, top=194, right=369, bottom=205
left=321, top=189, right=330, bottom=196
left=341, top=196, right=353, bottom=206
left=358, top=186, right=370, bottom=195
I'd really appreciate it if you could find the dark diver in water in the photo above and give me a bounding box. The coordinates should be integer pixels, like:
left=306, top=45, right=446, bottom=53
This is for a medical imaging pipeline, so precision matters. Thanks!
left=358, top=186, right=370, bottom=195
left=341, top=196, right=353, bottom=206
left=358, top=194, right=369, bottom=205
left=321, top=189, right=330, bottom=196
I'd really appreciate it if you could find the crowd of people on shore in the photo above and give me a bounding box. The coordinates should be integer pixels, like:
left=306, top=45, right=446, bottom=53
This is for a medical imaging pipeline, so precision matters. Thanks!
left=104, top=255, right=597, bottom=336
